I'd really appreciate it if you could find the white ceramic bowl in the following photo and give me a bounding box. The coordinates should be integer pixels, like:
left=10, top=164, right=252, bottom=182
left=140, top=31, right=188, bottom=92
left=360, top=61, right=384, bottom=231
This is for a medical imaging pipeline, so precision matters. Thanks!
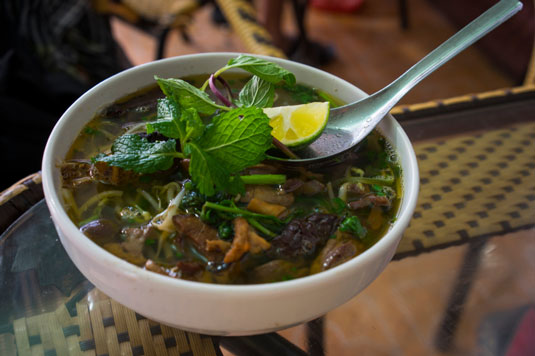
left=42, top=53, right=419, bottom=336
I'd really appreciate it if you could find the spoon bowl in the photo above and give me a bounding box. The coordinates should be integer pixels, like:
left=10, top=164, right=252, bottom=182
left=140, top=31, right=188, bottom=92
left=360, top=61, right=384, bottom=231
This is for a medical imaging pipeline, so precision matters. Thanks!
left=281, top=0, right=523, bottom=168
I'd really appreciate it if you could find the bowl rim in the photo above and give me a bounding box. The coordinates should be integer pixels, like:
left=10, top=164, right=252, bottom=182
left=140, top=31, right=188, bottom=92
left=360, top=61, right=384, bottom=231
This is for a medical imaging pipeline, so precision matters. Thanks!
left=42, top=52, right=420, bottom=295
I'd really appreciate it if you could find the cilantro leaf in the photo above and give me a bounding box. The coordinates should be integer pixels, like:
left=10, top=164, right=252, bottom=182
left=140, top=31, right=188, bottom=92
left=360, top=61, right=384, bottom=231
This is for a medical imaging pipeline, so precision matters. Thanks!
left=225, top=55, right=296, bottom=85
left=94, top=134, right=182, bottom=173
left=200, top=107, right=273, bottom=172
left=237, top=76, right=275, bottom=108
left=155, top=76, right=225, bottom=115
left=186, top=142, right=244, bottom=196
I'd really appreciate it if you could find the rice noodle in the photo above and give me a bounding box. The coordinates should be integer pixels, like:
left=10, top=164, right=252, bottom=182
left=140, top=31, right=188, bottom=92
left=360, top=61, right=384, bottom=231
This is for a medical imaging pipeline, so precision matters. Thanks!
left=78, top=190, right=123, bottom=216
left=123, top=122, right=147, bottom=135
left=61, top=189, right=80, bottom=219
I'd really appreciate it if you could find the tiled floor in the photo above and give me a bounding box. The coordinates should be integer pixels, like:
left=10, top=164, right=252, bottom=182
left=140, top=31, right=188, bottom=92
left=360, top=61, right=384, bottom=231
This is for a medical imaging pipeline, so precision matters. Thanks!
left=109, top=1, right=532, bottom=354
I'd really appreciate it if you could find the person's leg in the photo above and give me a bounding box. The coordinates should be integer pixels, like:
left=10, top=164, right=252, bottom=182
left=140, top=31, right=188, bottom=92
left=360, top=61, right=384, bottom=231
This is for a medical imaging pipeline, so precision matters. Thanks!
left=256, top=0, right=291, bottom=52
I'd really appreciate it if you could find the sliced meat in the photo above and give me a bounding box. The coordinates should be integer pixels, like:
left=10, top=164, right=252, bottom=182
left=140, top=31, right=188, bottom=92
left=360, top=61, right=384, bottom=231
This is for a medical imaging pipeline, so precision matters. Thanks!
left=60, top=161, right=93, bottom=187
left=248, top=231, right=271, bottom=254
left=103, top=243, right=147, bottom=266
left=348, top=194, right=391, bottom=210
left=339, top=182, right=367, bottom=199
left=144, top=259, right=168, bottom=275
left=240, top=185, right=294, bottom=207
left=282, top=178, right=304, bottom=193
left=223, top=217, right=250, bottom=264
left=80, top=219, right=119, bottom=245
left=101, top=225, right=155, bottom=267
left=282, top=179, right=325, bottom=196
left=247, top=198, right=287, bottom=217
left=319, top=241, right=357, bottom=271
left=173, top=215, right=219, bottom=253
left=270, top=213, right=341, bottom=259
left=121, top=224, right=157, bottom=257
left=90, top=161, right=139, bottom=186
left=249, top=260, right=294, bottom=284
left=206, top=239, right=231, bottom=253
left=346, top=183, right=366, bottom=195
left=176, top=261, right=204, bottom=276
left=311, top=233, right=365, bottom=274
left=242, top=163, right=280, bottom=175
left=300, top=180, right=326, bottom=196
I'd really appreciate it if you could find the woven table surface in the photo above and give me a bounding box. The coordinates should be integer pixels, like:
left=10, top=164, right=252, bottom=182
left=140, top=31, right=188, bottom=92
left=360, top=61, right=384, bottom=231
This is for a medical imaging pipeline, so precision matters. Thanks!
left=2, top=286, right=219, bottom=356
left=396, top=120, right=534, bottom=258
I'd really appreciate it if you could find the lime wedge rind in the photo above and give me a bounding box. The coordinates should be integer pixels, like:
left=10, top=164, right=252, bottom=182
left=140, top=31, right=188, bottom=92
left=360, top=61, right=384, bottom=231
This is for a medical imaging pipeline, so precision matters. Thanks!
left=264, top=101, right=330, bottom=149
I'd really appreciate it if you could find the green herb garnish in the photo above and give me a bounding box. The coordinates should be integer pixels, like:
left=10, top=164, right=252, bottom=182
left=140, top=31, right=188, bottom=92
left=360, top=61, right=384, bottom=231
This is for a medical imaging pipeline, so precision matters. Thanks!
left=94, top=56, right=292, bottom=197
left=219, top=54, right=296, bottom=85
left=93, top=134, right=183, bottom=174
left=237, top=76, right=275, bottom=108
left=155, top=76, right=228, bottom=114
left=339, top=216, right=367, bottom=239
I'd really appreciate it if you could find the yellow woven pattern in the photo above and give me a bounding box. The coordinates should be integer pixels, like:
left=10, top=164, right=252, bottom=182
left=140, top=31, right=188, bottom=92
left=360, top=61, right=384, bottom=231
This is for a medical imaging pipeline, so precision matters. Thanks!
left=120, top=0, right=199, bottom=24
left=390, top=87, right=527, bottom=115
left=396, top=121, right=535, bottom=256
left=4, top=289, right=217, bottom=356
left=215, top=0, right=286, bottom=58
left=0, top=172, right=42, bottom=206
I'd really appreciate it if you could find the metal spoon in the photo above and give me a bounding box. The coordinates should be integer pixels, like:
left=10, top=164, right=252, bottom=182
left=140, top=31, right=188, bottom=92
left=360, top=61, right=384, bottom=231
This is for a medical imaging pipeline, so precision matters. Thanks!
left=282, top=0, right=523, bottom=168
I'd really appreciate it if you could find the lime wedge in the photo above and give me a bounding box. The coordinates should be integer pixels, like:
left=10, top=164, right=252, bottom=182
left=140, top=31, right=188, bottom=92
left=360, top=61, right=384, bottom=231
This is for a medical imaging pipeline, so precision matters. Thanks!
left=263, top=102, right=330, bottom=149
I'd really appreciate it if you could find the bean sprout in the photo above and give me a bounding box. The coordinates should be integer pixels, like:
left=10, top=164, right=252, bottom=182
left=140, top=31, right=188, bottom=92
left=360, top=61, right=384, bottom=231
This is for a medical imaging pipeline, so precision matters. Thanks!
left=137, top=188, right=160, bottom=211
left=151, top=187, right=186, bottom=233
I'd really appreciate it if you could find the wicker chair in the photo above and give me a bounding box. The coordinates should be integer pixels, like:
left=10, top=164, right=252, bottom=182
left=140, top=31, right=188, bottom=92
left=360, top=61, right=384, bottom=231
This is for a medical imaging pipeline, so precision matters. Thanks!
left=91, top=0, right=202, bottom=59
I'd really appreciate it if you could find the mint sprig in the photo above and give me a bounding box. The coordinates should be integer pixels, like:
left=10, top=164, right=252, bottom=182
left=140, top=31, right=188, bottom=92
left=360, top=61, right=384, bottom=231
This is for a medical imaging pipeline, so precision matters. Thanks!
left=95, top=55, right=294, bottom=197
left=224, top=55, right=296, bottom=85
left=186, top=143, right=245, bottom=196
left=94, top=134, right=183, bottom=174
left=237, top=76, right=275, bottom=108
left=155, top=76, right=228, bottom=114
left=200, top=107, right=272, bottom=172
left=147, top=98, right=204, bottom=150
left=185, top=107, right=272, bottom=195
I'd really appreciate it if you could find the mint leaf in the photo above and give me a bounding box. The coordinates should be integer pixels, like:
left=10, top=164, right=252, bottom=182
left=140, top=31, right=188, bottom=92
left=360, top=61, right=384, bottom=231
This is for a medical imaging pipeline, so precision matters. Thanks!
left=183, top=107, right=271, bottom=196
left=200, top=107, right=273, bottom=172
left=181, top=107, right=205, bottom=142
left=238, top=76, right=275, bottom=108
left=146, top=98, right=182, bottom=139
left=155, top=76, right=224, bottom=115
left=225, top=55, right=296, bottom=85
left=94, top=134, right=182, bottom=173
left=147, top=99, right=205, bottom=146
left=186, top=142, right=244, bottom=196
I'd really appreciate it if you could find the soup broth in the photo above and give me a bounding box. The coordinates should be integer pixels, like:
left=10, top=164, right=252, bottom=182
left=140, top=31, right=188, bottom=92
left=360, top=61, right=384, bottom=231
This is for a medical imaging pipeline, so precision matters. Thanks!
left=60, top=66, right=401, bottom=284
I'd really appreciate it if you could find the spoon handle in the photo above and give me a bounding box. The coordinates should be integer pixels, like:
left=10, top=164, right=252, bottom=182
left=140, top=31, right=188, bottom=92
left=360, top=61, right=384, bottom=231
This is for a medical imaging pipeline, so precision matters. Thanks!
left=342, top=0, right=523, bottom=136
